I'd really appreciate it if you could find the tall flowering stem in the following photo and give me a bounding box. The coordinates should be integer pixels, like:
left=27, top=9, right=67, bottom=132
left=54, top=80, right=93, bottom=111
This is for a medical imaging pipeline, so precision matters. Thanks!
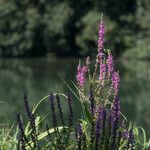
left=111, top=96, right=120, bottom=149
left=89, top=86, right=94, bottom=116
left=67, top=92, right=73, bottom=127
left=17, top=114, right=26, bottom=150
left=89, top=86, right=95, bottom=149
left=98, top=20, right=105, bottom=51
left=126, top=128, right=135, bottom=150
left=49, top=92, right=57, bottom=128
left=111, top=72, right=120, bottom=97
left=93, top=19, right=105, bottom=78
left=99, top=63, right=106, bottom=85
left=56, top=93, right=64, bottom=126
left=98, top=20, right=105, bottom=64
left=107, top=53, right=114, bottom=78
left=99, top=107, right=107, bottom=149
left=24, top=93, right=38, bottom=148
left=95, top=106, right=103, bottom=149
left=77, top=62, right=87, bottom=88
left=76, top=123, right=83, bottom=150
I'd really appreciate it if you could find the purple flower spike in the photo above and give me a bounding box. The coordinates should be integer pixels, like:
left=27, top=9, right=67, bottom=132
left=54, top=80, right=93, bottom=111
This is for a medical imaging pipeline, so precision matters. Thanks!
left=107, top=53, right=114, bottom=77
left=49, top=92, right=57, bottom=128
left=113, top=96, right=120, bottom=122
left=17, top=114, right=26, bottom=150
left=89, top=86, right=95, bottom=116
left=122, top=130, right=129, bottom=140
left=95, top=106, right=104, bottom=149
left=77, top=63, right=87, bottom=88
left=111, top=96, right=120, bottom=150
left=56, top=93, right=64, bottom=126
left=98, top=21, right=105, bottom=51
left=95, top=115, right=101, bottom=149
left=76, top=123, right=83, bottom=150
left=67, top=92, right=73, bottom=127
left=99, top=63, right=106, bottom=84
left=111, top=72, right=120, bottom=96
left=126, top=128, right=135, bottom=150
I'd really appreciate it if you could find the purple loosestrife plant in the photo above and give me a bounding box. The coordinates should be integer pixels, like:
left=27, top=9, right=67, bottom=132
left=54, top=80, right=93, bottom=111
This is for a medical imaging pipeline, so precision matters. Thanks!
left=17, top=113, right=33, bottom=149
left=89, top=86, right=95, bottom=149
left=76, top=123, right=83, bottom=150
left=77, top=63, right=88, bottom=88
left=16, top=18, right=149, bottom=150
left=67, top=92, right=73, bottom=128
left=98, top=20, right=105, bottom=65
left=111, top=96, right=121, bottom=149
left=126, top=128, right=135, bottom=150
left=89, top=86, right=95, bottom=116
left=24, top=93, right=39, bottom=148
left=56, top=93, right=65, bottom=126
left=99, top=63, right=106, bottom=85
left=107, top=53, right=114, bottom=78
left=17, top=114, right=26, bottom=150
left=111, top=72, right=120, bottom=96
left=99, top=106, right=107, bottom=149
left=75, top=17, right=144, bottom=150
left=93, top=19, right=105, bottom=78
left=95, top=106, right=102, bottom=149
left=49, top=92, right=57, bottom=128
left=98, top=20, right=105, bottom=51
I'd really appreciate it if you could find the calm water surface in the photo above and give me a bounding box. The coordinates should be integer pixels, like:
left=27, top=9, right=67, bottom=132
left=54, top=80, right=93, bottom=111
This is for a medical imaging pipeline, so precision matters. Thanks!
left=0, top=58, right=150, bottom=136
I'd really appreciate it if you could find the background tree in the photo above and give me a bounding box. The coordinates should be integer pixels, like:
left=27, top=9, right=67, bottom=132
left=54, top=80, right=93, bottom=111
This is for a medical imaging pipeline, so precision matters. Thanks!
left=0, top=0, right=149, bottom=58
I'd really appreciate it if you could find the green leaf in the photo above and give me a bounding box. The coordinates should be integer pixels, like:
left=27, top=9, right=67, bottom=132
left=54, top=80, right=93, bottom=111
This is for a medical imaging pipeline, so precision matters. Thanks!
left=83, top=101, right=92, bottom=122
left=26, top=126, right=68, bottom=149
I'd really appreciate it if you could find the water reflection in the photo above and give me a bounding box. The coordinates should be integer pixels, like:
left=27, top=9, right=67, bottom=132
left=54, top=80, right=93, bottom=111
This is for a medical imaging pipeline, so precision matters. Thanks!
left=0, top=58, right=149, bottom=136
left=120, top=60, right=150, bottom=137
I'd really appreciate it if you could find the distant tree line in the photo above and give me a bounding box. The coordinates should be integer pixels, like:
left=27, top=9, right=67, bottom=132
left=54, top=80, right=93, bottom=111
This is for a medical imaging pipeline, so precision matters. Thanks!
left=0, top=0, right=149, bottom=57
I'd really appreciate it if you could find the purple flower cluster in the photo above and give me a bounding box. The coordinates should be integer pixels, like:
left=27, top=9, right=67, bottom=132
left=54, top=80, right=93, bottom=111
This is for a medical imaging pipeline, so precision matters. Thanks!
left=89, top=86, right=95, bottom=115
left=76, top=123, right=83, bottom=150
left=77, top=63, right=87, bottom=87
left=95, top=107, right=102, bottom=149
left=111, top=72, right=120, bottom=96
left=56, top=93, right=64, bottom=126
left=95, top=106, right=107, bottom=149
left=99, top=63, right=106, bottom=83
left=49, top=93, right=57, bottom=128
left=111, top=96, right=121, bottom=149
left=122, top=130, right=129, bottom=140
left=17, top=114, right=26, bottom=150
left=67, top=92, right=73, bottom=127
left=98, top=21, right=105, bottom=51
left=24, top=93, right=38, bottom=148
left=107, top=53, right=114, bottom=77
left=127, top=128, right=135, bottom=150
left=112, top=96, right=120, bottom=123
left=98, top=51, right=104, bottom=63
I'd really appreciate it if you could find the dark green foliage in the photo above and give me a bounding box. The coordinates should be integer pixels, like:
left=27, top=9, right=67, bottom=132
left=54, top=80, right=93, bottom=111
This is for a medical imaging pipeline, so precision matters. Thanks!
left=0, top=0, right=149, bottom=57
left=123, top=0, right=150, bottom=59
